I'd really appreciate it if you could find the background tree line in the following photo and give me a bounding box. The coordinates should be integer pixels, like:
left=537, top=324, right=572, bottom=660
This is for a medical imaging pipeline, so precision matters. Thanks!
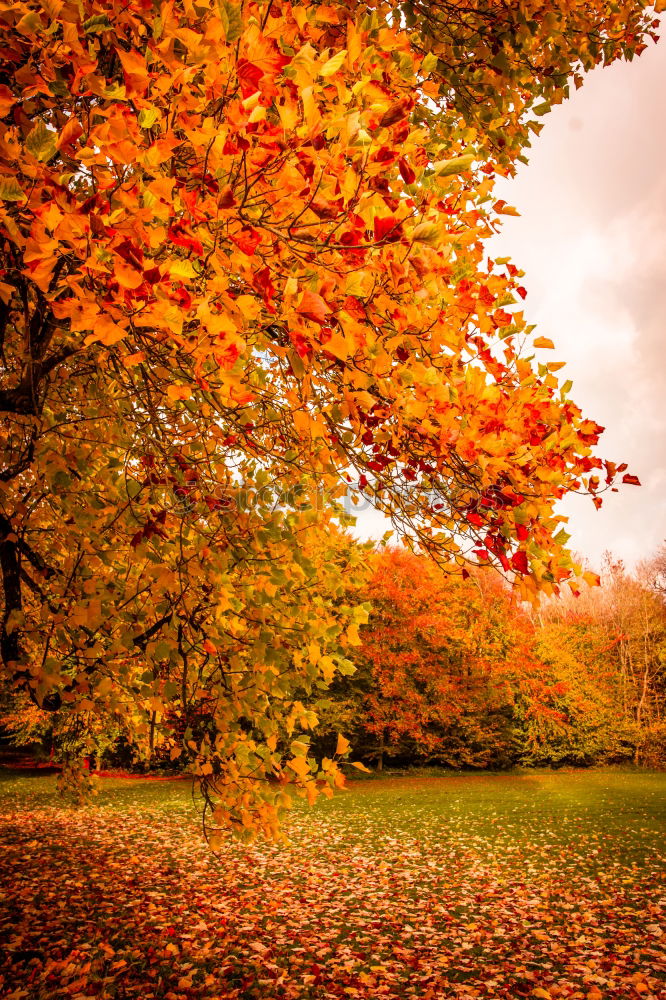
left=4, top=538, right=665, bottom=774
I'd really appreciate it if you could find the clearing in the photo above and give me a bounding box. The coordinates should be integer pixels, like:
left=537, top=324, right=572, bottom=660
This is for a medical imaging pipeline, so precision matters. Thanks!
left=0, top=769, right=664, bottom=999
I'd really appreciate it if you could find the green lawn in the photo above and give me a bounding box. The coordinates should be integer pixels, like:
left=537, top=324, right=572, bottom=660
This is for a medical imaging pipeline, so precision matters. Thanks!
left=0, top=769, right=664, bottom=999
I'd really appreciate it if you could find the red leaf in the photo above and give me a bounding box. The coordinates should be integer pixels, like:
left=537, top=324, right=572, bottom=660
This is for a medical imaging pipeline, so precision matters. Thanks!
left=398, top=157, right=416, bottom=184
left=511, top=550, right=529, bottom=575
left=231, top=227, right=261, bottom=256
left=622, top=473, right=641, bottom=486
left=288, top=330, right=311, bottom=358
left=253, top=267, right=276, bottom=310
left=236, top=59, right=264, bottom=97
left=377, top=98, right=411, bottom=129
left=373, top=216, right=403, bottom=244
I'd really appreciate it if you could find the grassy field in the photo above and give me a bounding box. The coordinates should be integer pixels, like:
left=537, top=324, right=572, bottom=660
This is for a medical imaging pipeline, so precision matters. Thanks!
left=0, top=769, right=664, bottom=999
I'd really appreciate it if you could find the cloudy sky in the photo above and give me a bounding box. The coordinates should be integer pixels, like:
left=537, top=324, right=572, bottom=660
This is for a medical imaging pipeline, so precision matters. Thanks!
left=494, top=33, right=666, bottom=570
left=355, top=33, right=666, bottom=572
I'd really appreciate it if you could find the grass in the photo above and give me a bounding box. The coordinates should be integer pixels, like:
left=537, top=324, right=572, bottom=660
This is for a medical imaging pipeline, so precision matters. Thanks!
left=0, top=768, right=664, bottom=999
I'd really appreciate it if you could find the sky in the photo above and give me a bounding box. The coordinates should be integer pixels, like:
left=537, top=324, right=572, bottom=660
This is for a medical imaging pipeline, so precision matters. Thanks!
left=355, top=32, right=666, bottom=572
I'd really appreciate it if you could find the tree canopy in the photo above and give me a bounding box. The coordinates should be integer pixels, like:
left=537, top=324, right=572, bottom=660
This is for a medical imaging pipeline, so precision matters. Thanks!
left=0, top=0, right=658, bottom=835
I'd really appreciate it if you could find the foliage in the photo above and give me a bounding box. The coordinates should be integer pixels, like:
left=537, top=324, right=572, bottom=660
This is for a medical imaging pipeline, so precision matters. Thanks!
left=1, top=769, right=665, bottom=999
left=525, top=554, right=666, bottom=767
left=0, top=0, right=659, bottom=832
left=518, top=618, right=638, bottom=766
left=311, top=545, right=666, bottom=772
left=348, top=549, right=524, bottom=767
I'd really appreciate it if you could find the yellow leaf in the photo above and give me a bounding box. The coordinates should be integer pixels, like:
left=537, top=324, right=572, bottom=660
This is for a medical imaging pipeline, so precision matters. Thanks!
left=350, top=761, right=371, bottom=772
left=324, top=332, right=351, bottom=361
left=533, top=336, right=554, bottom=349
left=335, top=733, right=350, bottom=756
left=320, top=49, right=347, bottom=77
left=235, top=294, right=262, bottom=320
left=169, top=259, right=197, bottom=280
left=287, top=755, right=311, bottom=779
left=166, top=384, right=191, bottom=402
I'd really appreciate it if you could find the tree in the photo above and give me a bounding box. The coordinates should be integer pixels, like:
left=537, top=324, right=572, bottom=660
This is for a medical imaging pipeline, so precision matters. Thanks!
left=523, top=553, right=666, bottom=766
left=315, top=547, right=569, bottom=770
left=0, top=0, right=658, bottom=834
left=356, top=549, right=514, bottom=768
left=522, top=614, right=635, bottom=766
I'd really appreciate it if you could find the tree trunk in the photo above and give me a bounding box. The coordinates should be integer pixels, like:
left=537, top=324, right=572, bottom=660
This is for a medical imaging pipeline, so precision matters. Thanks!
left=148, top=710, right=157, bottom=768
left=377, top=730, right=385, bottom=772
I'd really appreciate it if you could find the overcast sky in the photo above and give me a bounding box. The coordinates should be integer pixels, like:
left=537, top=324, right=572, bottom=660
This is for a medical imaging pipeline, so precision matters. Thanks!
left=354, top=34, right=666, bottom=571
left=494, top=33, right=666, bottom=570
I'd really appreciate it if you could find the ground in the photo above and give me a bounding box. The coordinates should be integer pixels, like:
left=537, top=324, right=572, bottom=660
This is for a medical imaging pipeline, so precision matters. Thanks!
left=0, top=769, right=664, bottom=1000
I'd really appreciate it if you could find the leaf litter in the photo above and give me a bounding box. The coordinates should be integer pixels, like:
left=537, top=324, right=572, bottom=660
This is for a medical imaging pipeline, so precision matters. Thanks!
left=0, top=771, right=664, bottom=999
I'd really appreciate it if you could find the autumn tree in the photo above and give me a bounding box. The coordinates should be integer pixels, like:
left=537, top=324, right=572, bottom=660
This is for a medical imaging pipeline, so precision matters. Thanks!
left=531, top=554, right=666, bottom=766
left=0, top=0, right=658, bottom=833
left=353, top=549, right=516, bottom=768
left=521, top=613, right=635, bottom=766
left=315, top=546, right=571, bottom=771
left=314, top=545, right=637, bottom=771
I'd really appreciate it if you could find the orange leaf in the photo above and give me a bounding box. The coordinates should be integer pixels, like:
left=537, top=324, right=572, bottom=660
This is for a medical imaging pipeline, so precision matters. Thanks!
left=296, top=290, right=330, bottom=325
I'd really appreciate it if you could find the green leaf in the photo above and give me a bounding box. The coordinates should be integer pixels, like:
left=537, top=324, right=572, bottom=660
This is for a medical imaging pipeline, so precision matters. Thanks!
left=126, top=479, right=143, bottom=499
left=432, top=153, right=475, bottom=178
left=25, top=121, right=57, bottom=163
left=411, top=222, right=442, bottom=247
left=421, top=52, right=438, bottom=75
left=217, top=0, right=242, bottom=42
left=338, top=658, right=356, bottom=676
left=83, top=13, right=112, bottom=33
left=0, top=177, right=27, bottom=202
